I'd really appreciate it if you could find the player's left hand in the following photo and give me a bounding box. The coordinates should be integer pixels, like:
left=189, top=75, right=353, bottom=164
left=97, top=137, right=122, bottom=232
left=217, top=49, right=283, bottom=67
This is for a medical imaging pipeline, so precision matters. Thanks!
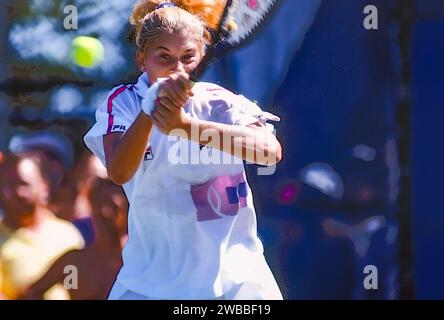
left=150, top=97, right=191, bottom=134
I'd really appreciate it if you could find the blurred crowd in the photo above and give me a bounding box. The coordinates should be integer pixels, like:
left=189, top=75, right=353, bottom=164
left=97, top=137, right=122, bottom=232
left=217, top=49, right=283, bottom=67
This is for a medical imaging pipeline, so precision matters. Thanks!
left=0, top=131, right=128, bottom=300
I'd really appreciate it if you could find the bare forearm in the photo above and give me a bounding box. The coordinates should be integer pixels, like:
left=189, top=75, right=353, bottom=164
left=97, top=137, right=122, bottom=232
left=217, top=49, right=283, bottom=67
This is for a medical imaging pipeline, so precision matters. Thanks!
left=177, top=119, right=282, bottom=165
left=105, top=112, right=153, bottom=185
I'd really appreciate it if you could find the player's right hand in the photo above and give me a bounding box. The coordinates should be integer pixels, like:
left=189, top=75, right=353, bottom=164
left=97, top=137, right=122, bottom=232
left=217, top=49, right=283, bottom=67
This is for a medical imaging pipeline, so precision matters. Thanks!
left=157, top=72, right=194, bottom=109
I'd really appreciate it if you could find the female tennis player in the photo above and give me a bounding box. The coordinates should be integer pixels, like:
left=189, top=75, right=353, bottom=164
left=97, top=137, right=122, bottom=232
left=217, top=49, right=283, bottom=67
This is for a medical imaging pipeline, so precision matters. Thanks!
left=84, top=0, right=283, bottom=300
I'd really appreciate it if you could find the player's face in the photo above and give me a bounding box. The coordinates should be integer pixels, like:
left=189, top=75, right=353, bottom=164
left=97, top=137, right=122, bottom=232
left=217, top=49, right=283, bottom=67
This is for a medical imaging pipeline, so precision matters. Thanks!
left=138, top=30, right=204, bottom=83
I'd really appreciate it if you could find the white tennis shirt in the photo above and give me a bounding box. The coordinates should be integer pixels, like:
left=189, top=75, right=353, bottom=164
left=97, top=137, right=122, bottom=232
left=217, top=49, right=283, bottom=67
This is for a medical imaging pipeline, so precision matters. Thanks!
left=84, top=73, right=282, bottom=299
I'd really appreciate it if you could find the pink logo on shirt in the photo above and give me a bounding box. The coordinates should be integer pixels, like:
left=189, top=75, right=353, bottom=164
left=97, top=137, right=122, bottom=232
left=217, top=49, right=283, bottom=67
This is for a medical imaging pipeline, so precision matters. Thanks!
left=191, top=173, right=248, bottom=222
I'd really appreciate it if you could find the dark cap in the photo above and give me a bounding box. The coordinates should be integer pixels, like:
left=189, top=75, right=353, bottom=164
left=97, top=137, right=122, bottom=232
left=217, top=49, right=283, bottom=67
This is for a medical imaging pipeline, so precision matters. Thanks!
left=8, top=131, right=74, bottom=169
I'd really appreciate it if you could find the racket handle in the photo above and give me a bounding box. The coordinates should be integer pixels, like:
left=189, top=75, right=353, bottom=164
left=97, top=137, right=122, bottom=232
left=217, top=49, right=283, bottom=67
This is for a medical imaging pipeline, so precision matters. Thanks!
left=190, top=41, right=227, bottom=82
left=189, top=49, right=214, bottom=82
left=189, top=0, right=233, bottom=82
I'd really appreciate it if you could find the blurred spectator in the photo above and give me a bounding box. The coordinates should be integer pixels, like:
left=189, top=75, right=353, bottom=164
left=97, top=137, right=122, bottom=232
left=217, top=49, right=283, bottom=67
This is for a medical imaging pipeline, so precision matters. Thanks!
left=8, top=131, right=96, bottom=245
left=49, top=170, right=96, bottom=245
left=21, top=177, right=128, bottom=300
left=0, top=151, right=11, bottom=300
left=0, top=153, right=84, bottom=299
left=49, top=150, right=108, bottom=246
left=8, top=131, right=74, bottom=191
left=71, top=151, right=108, bottom=245
left=49, top=172, right=78, bottom=222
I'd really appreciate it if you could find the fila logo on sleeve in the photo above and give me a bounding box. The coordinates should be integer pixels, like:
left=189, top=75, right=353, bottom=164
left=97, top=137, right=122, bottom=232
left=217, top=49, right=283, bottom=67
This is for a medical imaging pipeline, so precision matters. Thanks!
left=112, top=124, right=127, bottom=132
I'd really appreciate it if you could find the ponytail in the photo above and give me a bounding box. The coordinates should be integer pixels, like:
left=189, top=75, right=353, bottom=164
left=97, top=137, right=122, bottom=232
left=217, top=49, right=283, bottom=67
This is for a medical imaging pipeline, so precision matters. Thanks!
left=130, top=0, right=226, bottom=49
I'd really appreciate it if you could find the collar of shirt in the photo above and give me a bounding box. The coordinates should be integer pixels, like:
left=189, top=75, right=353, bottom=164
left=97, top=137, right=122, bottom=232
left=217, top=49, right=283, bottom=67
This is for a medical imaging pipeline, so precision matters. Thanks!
left=133, top=72, right=151, bottom=99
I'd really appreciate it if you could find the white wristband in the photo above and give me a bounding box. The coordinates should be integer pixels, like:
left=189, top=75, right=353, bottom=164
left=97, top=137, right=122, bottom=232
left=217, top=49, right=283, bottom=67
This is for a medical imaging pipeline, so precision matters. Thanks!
left=141, top=77, right=168, bottom=116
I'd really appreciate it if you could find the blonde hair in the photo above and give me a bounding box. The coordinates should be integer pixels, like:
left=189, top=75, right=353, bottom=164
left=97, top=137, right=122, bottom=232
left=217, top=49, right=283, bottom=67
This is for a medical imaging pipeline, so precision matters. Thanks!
left=130, top=0, right=225, bottom=52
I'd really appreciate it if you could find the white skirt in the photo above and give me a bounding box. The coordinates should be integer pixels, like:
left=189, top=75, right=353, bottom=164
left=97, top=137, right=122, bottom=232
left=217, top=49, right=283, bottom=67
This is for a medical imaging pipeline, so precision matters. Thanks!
left=108, top=275, right=283, bottom=300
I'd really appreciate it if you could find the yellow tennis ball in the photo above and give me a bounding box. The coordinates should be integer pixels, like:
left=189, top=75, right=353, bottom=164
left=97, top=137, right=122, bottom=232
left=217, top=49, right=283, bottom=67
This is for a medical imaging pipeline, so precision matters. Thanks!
left=70, top=36, right=104, bottom=68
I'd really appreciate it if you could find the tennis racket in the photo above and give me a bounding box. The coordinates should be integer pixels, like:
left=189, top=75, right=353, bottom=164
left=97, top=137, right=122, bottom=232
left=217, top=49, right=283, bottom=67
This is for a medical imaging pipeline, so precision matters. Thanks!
left=7, top=0, right=278, bottom=130
left=190, top=0, right=278, bottom=82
